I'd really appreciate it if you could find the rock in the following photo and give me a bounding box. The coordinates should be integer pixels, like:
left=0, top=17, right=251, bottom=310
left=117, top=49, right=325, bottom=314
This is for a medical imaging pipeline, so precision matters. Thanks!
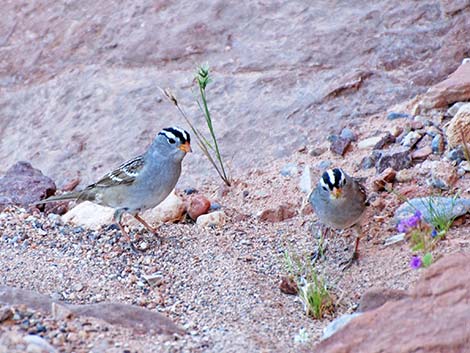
left=0, top=305, right=13, bottom=322
left=447, top=146, right=465, bottom=163
left=383, top=233, right=406, bottom=246
left=23, top=335, right=57, bottom=353
left=196, top=211, right=226, bottom=228
left=416, top=61, right=470, bottom=112
left=328, top=135, right=351, bottom=156
left=61, top=201, right=113, bottom=230
left=391, top=126, right=404, bottom=137
left=394, top=197, right=470, bottom=224
left=0, top=285, right=184, bottom=335
left=314, top=253, right=470, bottom=352
left=280, top=163, right=299, bottom=177
left=340, top=127, right=357, bottom=142
left=375, top=147, right=412, bottom=173
left=395, top=169, right=414, bottom=183
left=431, top=134, right=445, bottom=154
left=360, top=155, right=375, bottom=169
left=371, top=167, right=396, bottom=192
left=257, top=204, right=297, bottom=222
left=316, top=160, right=332, bottom=171
left=0, top=161, right=56, bottom=210
left=135, top=191, right=186, bottom=225
left=187, top=194, right=211, bottom=220
left=357, top=134, right=387, bottom=149
left=446, top=103, right=470, bottom=148
left=142, top=272, right=164, bottom=286
left=184, top=187, right=198, bottom=195
left=373, top=133, right=396, bottom=150
left=299, top=165, right=312, bottom=194
left=409, top=120, right=424, bottom=130
left=308, top=146, right=327, bottom=157
left=387, top=112, right=410, bottom=120
left=210, top=202, right=222, bottom=211
left=427, top=161, right=458, bottom=190
left=411, top=146, right=432, bottom=159
left=357, top=287, right=408, bottom=313
left=459, top=160, right=470, bottom=172
left=321, top=313, right=362, bottom=341
left=401, top=131, right=422, bottom=147
left=446, top=101, right=466, bottom=117
left=279, top=276, right=298, bottom=295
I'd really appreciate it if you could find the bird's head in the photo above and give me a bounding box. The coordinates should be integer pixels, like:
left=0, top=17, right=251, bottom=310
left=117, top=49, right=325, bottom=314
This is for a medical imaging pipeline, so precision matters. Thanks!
left=320, top=168, right=347, bottom=200
left=155, top=126, right=191, bottom=161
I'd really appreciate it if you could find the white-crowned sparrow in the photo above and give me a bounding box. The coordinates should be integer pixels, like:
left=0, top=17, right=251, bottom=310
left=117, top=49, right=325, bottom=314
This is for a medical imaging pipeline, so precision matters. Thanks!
left=309, top=168, right=367, bottom=266
left=35, top=126, right=191, bottom=248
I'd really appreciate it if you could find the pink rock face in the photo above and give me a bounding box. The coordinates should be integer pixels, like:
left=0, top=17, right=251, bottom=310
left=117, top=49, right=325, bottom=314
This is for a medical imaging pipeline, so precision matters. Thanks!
left=0, top=2, right=469, bottom=187
left=312, top=253, right=470, bottom=353
left=418, top=62, right=470, bottom=111
left=187, top=195, right=211, bottom=220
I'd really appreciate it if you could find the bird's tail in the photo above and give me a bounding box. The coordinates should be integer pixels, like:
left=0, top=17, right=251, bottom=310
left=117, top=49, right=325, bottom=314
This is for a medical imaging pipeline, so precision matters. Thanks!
left=32, top=192, right=82, bottom=205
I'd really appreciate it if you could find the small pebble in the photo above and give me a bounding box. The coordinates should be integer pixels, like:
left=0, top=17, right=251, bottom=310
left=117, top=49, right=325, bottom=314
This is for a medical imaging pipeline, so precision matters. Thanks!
left=387, top=112, right=410, bottom=120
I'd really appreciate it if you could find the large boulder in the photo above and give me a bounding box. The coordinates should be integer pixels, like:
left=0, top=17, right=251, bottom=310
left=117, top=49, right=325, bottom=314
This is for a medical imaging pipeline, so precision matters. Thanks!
left=0, top=161, right=56, bottom=210
left=313, top=253, right=470, bottom=353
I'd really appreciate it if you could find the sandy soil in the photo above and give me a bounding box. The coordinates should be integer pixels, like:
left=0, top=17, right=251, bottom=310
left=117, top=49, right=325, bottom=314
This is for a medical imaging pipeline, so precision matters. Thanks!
left=2, top=111, right=469, bottom=352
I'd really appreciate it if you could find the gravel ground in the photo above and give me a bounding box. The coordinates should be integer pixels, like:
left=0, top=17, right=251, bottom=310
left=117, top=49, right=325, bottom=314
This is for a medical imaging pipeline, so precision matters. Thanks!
left=1, top=124, right=469, bottom=352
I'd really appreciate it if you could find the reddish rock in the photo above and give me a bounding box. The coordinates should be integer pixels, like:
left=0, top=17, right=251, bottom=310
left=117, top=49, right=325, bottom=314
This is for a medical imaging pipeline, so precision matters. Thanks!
left=357, top=287, right=408, bottom=312
left=375, top=147, right=412, bottom=173
left=279, top=276, right=298, bottom=295
left=0, top=161, right=56, bottom=210
left=187, top=194, right=211, bottom=220
left=0, top=285, right=184, bottom=335
left=417, top=62, right=470, bottom=112
left=412, top=146, right=433, bottom=159
left=313, top=253, right=470, bottom=353
left=258, top=204, right=297, bottom=222
left=371, top=167, right=396, bottom=192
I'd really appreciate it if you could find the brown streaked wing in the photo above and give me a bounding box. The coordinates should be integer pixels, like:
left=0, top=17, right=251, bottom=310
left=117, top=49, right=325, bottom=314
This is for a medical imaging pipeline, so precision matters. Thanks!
left=91, top=155, right=145, bottom=188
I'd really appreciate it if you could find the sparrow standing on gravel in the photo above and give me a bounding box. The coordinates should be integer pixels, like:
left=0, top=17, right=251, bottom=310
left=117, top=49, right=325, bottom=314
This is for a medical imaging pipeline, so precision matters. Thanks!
left=35, top=127, right=191, bottom=248
left=309, top=168, right=367, bottom=267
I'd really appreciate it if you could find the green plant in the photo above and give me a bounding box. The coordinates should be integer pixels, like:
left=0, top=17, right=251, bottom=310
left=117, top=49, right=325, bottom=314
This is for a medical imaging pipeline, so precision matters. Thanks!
left=420, top=194, right=458, bottom=236
left=160, top=65, right=231, bottom=186
left=283, top=249, right=334, bottom=319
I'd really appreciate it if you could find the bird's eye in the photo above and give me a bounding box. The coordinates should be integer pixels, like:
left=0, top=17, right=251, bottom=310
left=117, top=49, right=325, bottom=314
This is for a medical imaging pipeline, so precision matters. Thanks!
left=322, top=186, right=328, bottom=191
left=168, top=138, right=176, bottom=144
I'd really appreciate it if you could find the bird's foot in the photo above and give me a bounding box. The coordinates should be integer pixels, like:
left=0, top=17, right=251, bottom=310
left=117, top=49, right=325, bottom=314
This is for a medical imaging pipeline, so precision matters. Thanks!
left=339, top=251, right=359, bottom=271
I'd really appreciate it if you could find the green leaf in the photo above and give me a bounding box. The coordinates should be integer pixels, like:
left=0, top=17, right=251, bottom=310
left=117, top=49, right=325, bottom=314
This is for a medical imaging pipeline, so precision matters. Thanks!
left=422, top=253, right=433, bottom=267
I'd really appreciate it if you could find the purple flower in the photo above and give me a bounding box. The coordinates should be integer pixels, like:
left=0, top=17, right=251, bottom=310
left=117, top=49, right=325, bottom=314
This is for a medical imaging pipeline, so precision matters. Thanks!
left=397, top=210, right=423, bottom=233
left=431, top=229, right=438, bottom=238
left=407, top=210, right=422, bottom=228
left=397, top=220, right=408, bottom=233
left=410, top=255, right=422, bottom=270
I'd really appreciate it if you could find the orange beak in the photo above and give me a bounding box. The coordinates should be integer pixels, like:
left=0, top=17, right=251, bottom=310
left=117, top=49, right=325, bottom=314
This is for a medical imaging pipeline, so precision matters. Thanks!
left=331, top=187, right=342, bottom=199
left=179, top=142, right=192, bottom=153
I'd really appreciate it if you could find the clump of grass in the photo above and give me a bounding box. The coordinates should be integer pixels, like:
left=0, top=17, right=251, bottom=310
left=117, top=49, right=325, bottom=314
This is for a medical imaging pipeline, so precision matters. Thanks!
left=283, top=249, right=334, bottom=319
left=160, top=64, right=231, bottom=186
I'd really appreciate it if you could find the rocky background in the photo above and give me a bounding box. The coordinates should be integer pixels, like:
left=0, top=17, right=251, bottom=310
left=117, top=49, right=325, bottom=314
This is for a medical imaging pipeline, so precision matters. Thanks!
left=1, top=1, right=470, bottom=352
left=1, top=0, right=469, bottom=187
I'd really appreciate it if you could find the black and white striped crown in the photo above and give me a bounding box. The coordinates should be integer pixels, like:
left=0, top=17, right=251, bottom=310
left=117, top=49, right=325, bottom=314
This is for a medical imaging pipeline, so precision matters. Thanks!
left=320, top=168, right=346, bottom=190
left=159, top=127, right=190, bottom=144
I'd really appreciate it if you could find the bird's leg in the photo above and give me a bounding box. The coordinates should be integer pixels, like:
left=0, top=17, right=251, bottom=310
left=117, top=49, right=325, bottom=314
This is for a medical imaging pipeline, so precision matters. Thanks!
left=113, top=209, right=142, bottom=253
left=134, top=214, right=158, bottom=233
left=340, top=224, right=362, bottom=271
left=133, top=214, right=163, bottom=243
